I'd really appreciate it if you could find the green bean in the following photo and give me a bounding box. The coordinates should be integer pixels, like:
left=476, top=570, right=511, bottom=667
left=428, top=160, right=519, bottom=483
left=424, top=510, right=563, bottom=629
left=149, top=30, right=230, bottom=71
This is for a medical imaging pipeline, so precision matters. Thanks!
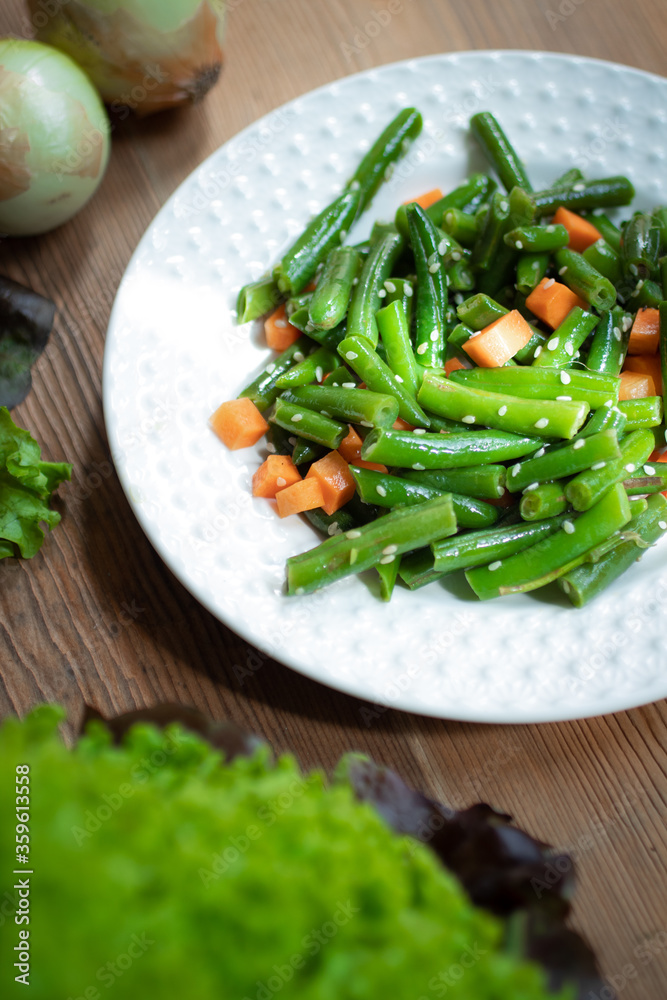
left=432, top=514, right=569, bottom=575
left=292, top=438, right=325, bottom=466
left=398, top=549, right=443, bottom=590
left=350, top=465, right=498, bottom=526
left=504, top=223, right=569, bottom=253
left=551, top=167, right=584, bottom=190
left=265, top=423, right=293, bottom=456
left=337, top=335, right=431, bottom=427
left=287, top=309, right=347, bottom=350
left=271, top=397, right=346, bottom=450
left=326, top=365, right=361, bottom=387
left=383, top=277, right=414, bottom=327
left=516, top=252, right=550, bottom=295
left=361, top=427, right=541, bottom=469
left=565, top=429, right=655, bottom=511
left=472, top=191, right=511, bottom=270
left=274, top=346, right=338, bottom=388
left=624, top=463, right=667, bottom=495
left=660, top=302, right=667, bottom=446
left=286, top=494, right=457, bottom=595
left=559, top=493, right=667, bottom=606
left=375, top=300, right=421, bottom=398
left=441, top=207, right=483, bottom=245
left=506, top=429, right=621, bottom=493
left=532, top=177, right=635, bottom=216
left=369, top=220, right=399, bottom=245
left=236, top=275, right=283, bottom=323
left=578, top=403, right=627, bottom=438
left=418, top=371, right=589, bottom=440
left=346, top=232, right=405, bottom=347
left=587, top=213, right=623, bottom=252
left=582, top=238, right=622, bottom=284
left=274, top=189, right=361, bottom=295
left=621, top=213, right=660, bottom=281
left=400, top=465, right=506, bottom=500
left=553, top=249, right=617, bottom=311
left=652, top=207, right=667, bottom=252
left=239, top=336, right=313, bottom=411
left=630, top=279, right=663, bottom=309
left=406, top=205, right=449, bottom=366
left=586, top=307, right=630, bottom=375
left=449, top=366, right=620, bottom=408
left=304, top=504, right=358, bottom=536
left=467, top=483, right=632, bottom=598
left=617, top=397, right=663, bottom=431
left=520, top=481, right=568, bottom=521
left=470, top=111, right=532, bottom=192
left=375, top=555, right=400, bottom=601
left=425, top=174, right=497, bottom=223
left=456, top=292, right=507, bottom=329
left=531, top=306, right=597, bottom=368
left=347, top=107, right=423, bottom=216
left=308, top=247, right=360, bottom=330
left=514, top=327, right=548, bottom=364
left=445, top=260, right=475, bottom=291
left=281, top=384, right=398, bottom=429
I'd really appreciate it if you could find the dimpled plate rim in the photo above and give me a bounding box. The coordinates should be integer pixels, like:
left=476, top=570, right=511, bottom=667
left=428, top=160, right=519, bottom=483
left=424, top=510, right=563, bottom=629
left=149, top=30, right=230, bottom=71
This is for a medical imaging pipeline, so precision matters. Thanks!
left=103, top=50, right=667, bottom=723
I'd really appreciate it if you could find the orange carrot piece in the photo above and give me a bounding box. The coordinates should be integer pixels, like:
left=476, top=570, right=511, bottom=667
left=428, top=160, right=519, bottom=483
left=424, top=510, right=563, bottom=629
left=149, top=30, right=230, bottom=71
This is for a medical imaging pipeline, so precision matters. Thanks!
left=627, top=307, right=660, bottom=355
left=462, top=310, right=533, bottom=368
left=275, top=478, right=324, bottom=518
left=525, top=277, right=587, bottom=329
left=487, top=490, right=516, bottom=508
left=338, top=425, right=364, bottom=463
left=444, top=356, right=468, bottom=376
left=618, top=371, right=656, bottom=400
left=393, top=418, right=415, bottom=431
left=552, top=207, right=602, bottom=253
left=264, top=303, right=300, bottom=351
left=623, top=354, right=663, bottom=395
left=306, top=450, right=356, bottom=516
left=210, top=398, right=269, bottom=450
left=403, top=188, right=444, bottom=210
left=252, top=455, right=302, bottom=498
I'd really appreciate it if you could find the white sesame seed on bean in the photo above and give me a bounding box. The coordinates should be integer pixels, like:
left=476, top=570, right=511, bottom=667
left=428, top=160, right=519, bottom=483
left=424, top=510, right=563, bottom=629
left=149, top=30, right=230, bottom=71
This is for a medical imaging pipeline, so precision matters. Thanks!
left=267, top=442, right=276, bottom=454
left=556, top=395, right=572, bottom=401
left=544, top=278, right=556, bottom=289
left=546, top=224, right=556, bottom=233
left=573, top=182, right=585, bottom=191
left=524, top=482, right=539, bottom=492
left=395, top=373, right=404, bottom=383
left=451, top=251, right=462, bottom=261
left=533, top=447, right=546, bottom=458
left=534, top=346, right=543, bottom=357
left=291, top=414, right=302, bottom=422
left=558, top=265, right=568, bottom=275
left=383, top=544, right=398, bottom=555
left=500, top=201, right=509, bottom=213
left=345, top=351, right=358, bottom=360
left=429, top=262, right=440, bottom=274
left=360, top=420, right=373, bottom=428
left=659, top=521, right=667, bottom=531
left=414, top=428, right=426, bottom=435
left=563, top=520, right=575, bottom=534
left=327, top=523, right=339, bottom=536
left=564, top=342, right=574, bottom=356
left=613, top=326, right=622, bottom=341
left=488, top=560, right=502, bottom=571
left=315, top=367, right=323, bottom=382
left=498, top=405, right=508, bottom=416
left=644, top=465, right=656, bottom=475
left=515, top=240, right=524, bottom=250
left=560, top=371, right=571, bottom=385
left=412, top=462, right=426, bottom=470
left=573, top=439, right=585, bottom=450
left=346, top=530, right=361, bottom=539
left=430, top=329, right=439, bottom=342
left=378, top=288, right=387, bottom=298
left=404, top=284, right=414, bottom=296
left=462, top=415, right=476, bottom=424
left=376, top=485, right=387, bottom=497
left=591, top=462, right=606, bottom=470
left=266, top=362, right=276, bottom=374
left=342, top=382, right=356, bottom=389
left=384, top=280, right=396, bottom=293
left=511, top=464, right=521, bottom=477
left=438, top=240, right=447, bottom=256
left=379, top=554, right=395, bottom=564
left=295, top=587, right=305, bottom=595
left=547, top=337, right=559, bottom=351
left=535, top=418, right=549, bottom=429
left=416, top=343, right=428, bottom=355
left=294, top=352, right=305, bottom=362
left=625, top=463, right=636, bottom=473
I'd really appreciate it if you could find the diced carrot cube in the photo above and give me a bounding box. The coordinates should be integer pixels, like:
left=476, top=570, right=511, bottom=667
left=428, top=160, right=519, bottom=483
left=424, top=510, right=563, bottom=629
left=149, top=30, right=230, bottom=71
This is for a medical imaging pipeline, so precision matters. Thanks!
left=306, top=450, right=356, bottom=515
left=252, top=455, right=302, bottom=498
left=338, top=426, right=363, bottom=463
left=264, top=304, right=300, bottom=351
left=462, top=310, right=533, bottom=368
left=552, top=207, right=602, bottom=253
left=619, top=371, right=656, bottom=400
left=623, top=354, right=663, bottom=395
left=275, top=478, right=324, bottom=518
left=403, top=188, right=444, bottom=210
left=444, top=356, right=468, bottom=376
left=210, top=398, right=269, bottom=450
left=393, top=418, right=415, bottom=431
left=356, top=460, right=389, bottom=473
left=525, top=277, right=588, bottom=329
left=628, top=307, right=660, bottom=355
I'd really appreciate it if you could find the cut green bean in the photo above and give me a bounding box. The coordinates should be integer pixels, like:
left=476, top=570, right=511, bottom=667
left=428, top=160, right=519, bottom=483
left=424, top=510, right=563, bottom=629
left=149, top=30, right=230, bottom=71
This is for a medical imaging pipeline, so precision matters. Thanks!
left=236, top=275, right=283, bottom=323
left=472, top=190, right=511, bottom=270
left=449, top=366, right=620, bottom=408
left=338, top=335, right=431, bottom=428
left=308, top=247, right=360, bottom=330
left=418, top=371, right=589, bottom=439
left=578, top=403, right=627, bottom=438
left=286, top=494, right=457, bottom=595
left=532, top=177, right=635, bottom=216
left=406, top=205, right=449, bottom=367
left=630, top=279, right=663, bottom=309
left=516, top=252, right=550, bottom=295
left=582, top=238, right=622, bottom=285
left=504, top=223, right=569, bottom=253
left=506, top=429, right=621, bottom=493
left=325, top=365, right=361, bottom=387
left=553, top=249, right=617, bottom=311
left=375, top=554, right=400, bottom=601
left=271, top=397, right=346, bottom=450
left=621, top=213, right=660, bottom=281
left=375, top=300, right=421, bottom=397
left=239, top=336, right=313, bottom=411
left=520, top=481, right=568, bottom=521
left=346, top=232, right=405, bottom=347
left=282, top=384, right=399, bottom=428
left=551, top=167, right=584, bottom=190
left=441, top=207, right=483, bottom=246
left=617, top=397, right=663, bottom=431
left=274, top=346, right=338, bottom=388
left=531, top=305, right=599, bottom=368
left=401, top=465, right=507, bottom=500
left=361, top=427, right=541, bottom=469
left=586, top=307, right=630, bottom=375
left=559, top=493, right=667, bottom=606
left=456, top=292, right=507, bottom=330
left=398, top=549, right=443, bottom=590
left=588, top=213, right=623, bottom=252
left=383, top=277, right=414, bottom=327
left=470, top=112, right=532, bottom=192
left=565, top=429, right=655, bottom=511
left=304, top=505, right=358, bottom=536
left=432, top=514, right=569, bottom=575
left=624, top=463, right=667, bottom=494
left=347, top=107, right=423, bottom=216
left=292, top=438, right=325, bottom=466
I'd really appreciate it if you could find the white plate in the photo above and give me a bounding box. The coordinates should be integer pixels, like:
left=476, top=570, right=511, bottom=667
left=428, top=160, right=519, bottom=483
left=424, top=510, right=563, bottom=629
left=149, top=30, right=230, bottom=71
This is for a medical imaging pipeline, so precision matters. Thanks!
left=103, top=50, right=667, bottom=723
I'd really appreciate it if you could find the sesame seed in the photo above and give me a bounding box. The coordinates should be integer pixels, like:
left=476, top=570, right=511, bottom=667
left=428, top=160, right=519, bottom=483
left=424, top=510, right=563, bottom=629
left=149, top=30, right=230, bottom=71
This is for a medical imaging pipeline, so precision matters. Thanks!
left=625, top=463, right=636, bottom=473
left=500, top=201, right=509, bottom=213
left=274, top=318, right=287, bottom=328
left=488, top=560, right=502, bottom=571
left=384, top=280, right=396, bottom=294
left=276, top=477, right=286, bottom=487
left=429, top=262, right=440, bottom=274
left=561, top=580, right=571, bottom=593
left=346, top=529, right=361, bottom=539
left=556, top=395, right=572, bottom=401
left=376, top=485, right=387, bottom=497
left=454, top=292, right=464, bottom=305
left=295, top=587, right=305, bottom=595
left=339, top=229, right=347, bottom=242
left=629, top=263, right=638, bottom=276
left=430, top=329, right=439, bottom=342
left=604, top=399, right=613, bottom=407
left=378, top=288, right=387, bottom=298
left=352, top=277, right=359, bottom=286
left=564, top=342, right=574, bottom=356
left=622, top=315, right=632, bottom=332
left=360, top=420, right=373, bottom=428
left=438, top=240, right=447, bottom=255
left=573, top=439, right=585, bottom=450
left=644, top=465, right=656, bottom=475
left=558, top=265, right=568, bottom=275
left=533, top=447, right=546, bottom=458
left=266, top=362, right=276, bottom=374
left=267, top=442, right=276, bottom=454
left=546, top=224, right=556, bottom=233
left=350, top=180, right=360, bottom=190
left=383, top=544, right=398, bottom=555
left=291, top=414, right=302, bottom=422
left=534, top=346, right=543, bottom=357
left=315, top=367, right=323, bottom=382
left=451, top=251, right=462, bottom=261
left=288, top=436, right=297, bottom=446
left=511, top=464, right=521, bottom=477
left=462, top=415, right=476, bottom=424
left=349, top=549, right=358, bottom=565
left=591, top=462, right=606, bottom=470
left=404, top=284, right=414, bottom=297
left=395, top=373, right=404, bottom=383
left=342, top=382, right=356, bottom=389
left=416, top=343, right=428, bottom=355
left=515, top=240, right=524, bottom=250
left=573, top=182, right=585, bottom=191
left=544, top=278, right=556, bottom=289
left=379, top=554, right=395, bottom=564
left=412, top=462, right=426, bottom=470
left=563, top=520, right=575, bottom=534
left=345, top=351, right=358, bottom=360
left=535, top=418, right=549, bottom=429
left=414, top=427, right=427, bottom=435
left=560, top=371, right=571, bottom=384
left=294, top=352, right=305, bottom=362
left=327, top=523, right=339, bottom=536
left=659, top=521, right=667, bottom=530
left=547, top=336, right=559, bottom=351
left=498, top=405, right=508, bottom=416
left=524, top=482, right=539, bottom=492
left=613, top=326, right=622, bottom=341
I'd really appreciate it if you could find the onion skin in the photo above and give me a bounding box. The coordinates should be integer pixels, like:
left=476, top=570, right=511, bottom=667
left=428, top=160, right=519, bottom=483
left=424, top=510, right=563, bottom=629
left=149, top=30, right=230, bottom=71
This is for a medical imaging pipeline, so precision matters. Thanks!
left=30, top=0, right=226, bottom=117
left=0, top=40, right=110, bottom=236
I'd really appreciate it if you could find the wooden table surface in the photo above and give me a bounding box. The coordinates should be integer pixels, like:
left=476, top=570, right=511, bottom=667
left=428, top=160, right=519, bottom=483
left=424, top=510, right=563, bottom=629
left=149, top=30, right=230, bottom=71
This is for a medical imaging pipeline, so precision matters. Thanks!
left=2, top=0, right=667, bottom=995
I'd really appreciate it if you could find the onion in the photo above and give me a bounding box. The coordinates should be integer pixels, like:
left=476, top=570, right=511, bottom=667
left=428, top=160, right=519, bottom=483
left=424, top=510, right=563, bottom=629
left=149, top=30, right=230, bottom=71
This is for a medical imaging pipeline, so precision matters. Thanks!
left=0, top=39, right=110, bottom=236
left=29, top=0, right=226, bottom=116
